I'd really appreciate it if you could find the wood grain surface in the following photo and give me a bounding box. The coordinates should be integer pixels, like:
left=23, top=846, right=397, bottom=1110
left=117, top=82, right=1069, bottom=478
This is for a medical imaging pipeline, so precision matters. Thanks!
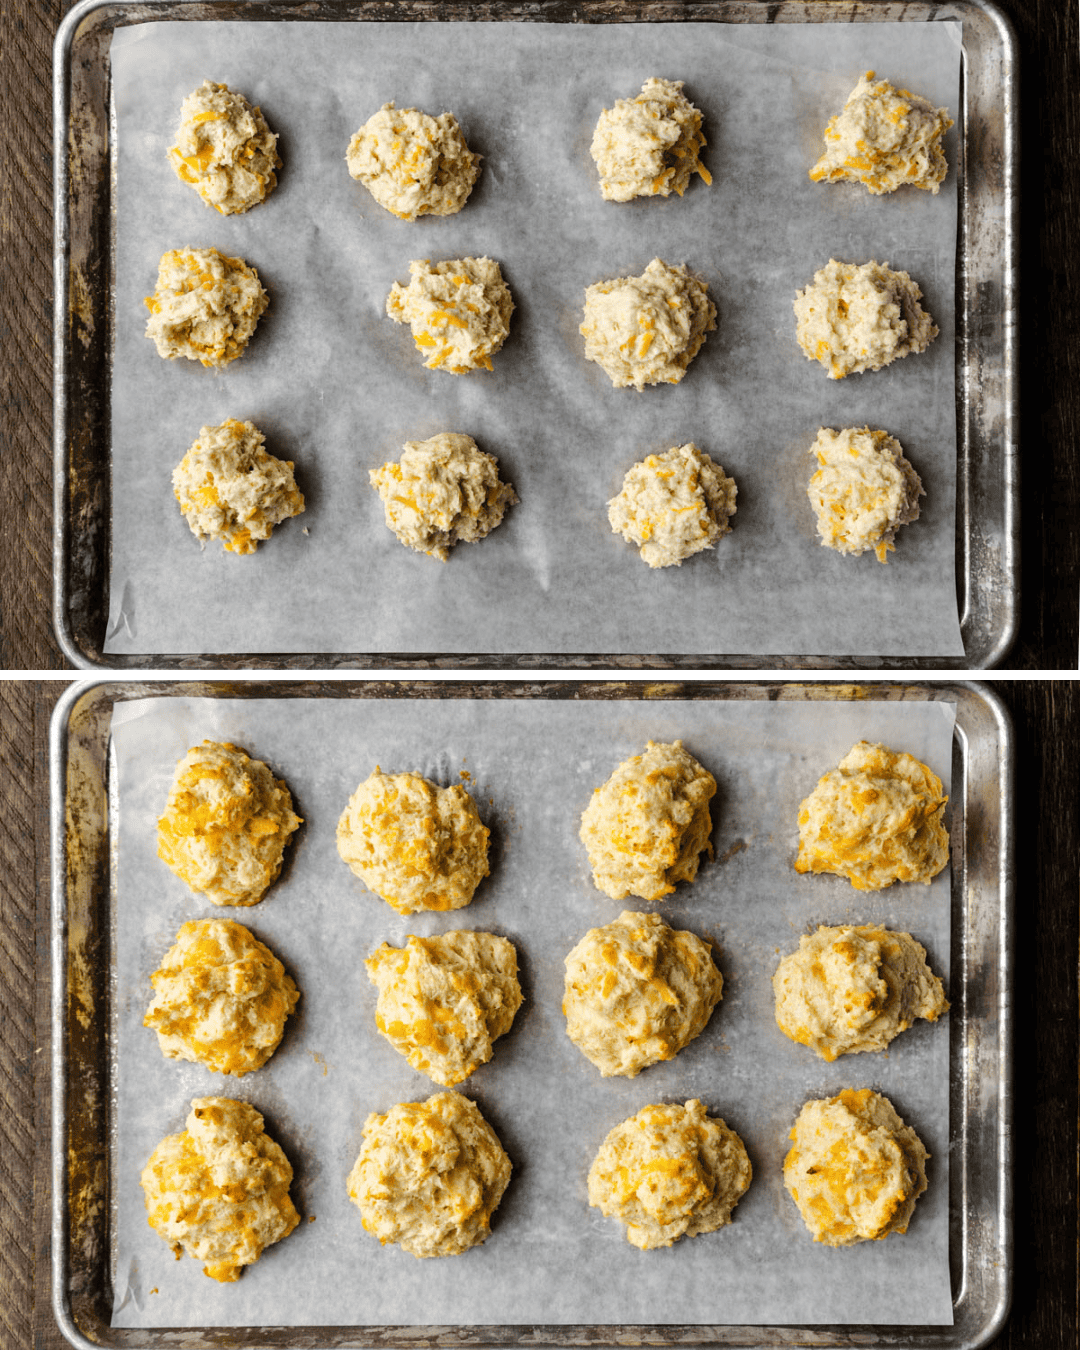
left=2, top=678, right=1075, bottom=1350
left=3, top=0, right=1077, bottom=670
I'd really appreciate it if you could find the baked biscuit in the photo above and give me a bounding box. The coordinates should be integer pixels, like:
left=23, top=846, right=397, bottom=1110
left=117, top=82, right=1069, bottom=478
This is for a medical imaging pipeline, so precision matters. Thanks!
left=141, top=1097, right=299, bottom=1281
left=386, top=257, right=513, bottom=373
left=793, top=258, right=937, bottom=380
left=784, top=1087, right=929, bottom=1245
left=591, top=78, right=711, bottom=202
left=563, top=910, right=722, bottom=1077
left=588, top=1099, right=751, bottom=1249
left=145, top=246, right=268, bottom=368
left=807, top=426, right=923, bottom=563
left=168, top=80, right=281, bottom=215
left=347, top=1092, right=511, bottom=1258
left=580, top=258, right=715, bottom=391
left=795, top=740, right=949, bottom=891
left=144, top=918, right=300, bottom=1076
left=608, top=442, right=736, bottom=568
left=810, top=71, right=952, bottom=196
left=580, top=739, right=716, bottom=901
left=173, top=418, right=305, bottom=554
left=366, top=931, right=522, bottom=1085
left=773, top=924, right=948, bottom=1061
left=157, top=740, right=301, bottom=907
left=337, top=768, right=489, bottom=915
left=369, top=432, right=517, bottom=560
left=347, top=102, right=480, bottom=220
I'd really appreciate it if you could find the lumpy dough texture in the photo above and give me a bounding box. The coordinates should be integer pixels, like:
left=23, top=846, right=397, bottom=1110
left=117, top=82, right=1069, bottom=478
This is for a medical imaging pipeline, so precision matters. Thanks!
left=157, top=740, right=301, bottom=907
left=145, top=247, right=268, bottom=368
left=173, top=418, right=305, bottom=554
left=773, top=924, right=948, bottom=1061
left=141, top=1097, right=299, bottom=1281
left=336, top=768, right=490, bottom=915
left=807, top=426, right=923, bottom=563
left=386, top=257, right=513, bottom=373
left=580, top=257, right=716, bottom=390
left=580, top=739, right=716, bottom=901
left=347, top=1092, right=511, bottom=1258
left=168, top=80, right=280, bottom=215
left=347, top=102, right=480, bottom=220
left=793, top=258, right=937, bottom=379
left=144, top=918, right=300, bottom=1076
left=591, top=77, right=711, bottom=202
left=366, top=932, right=522, bottom=1086
left=795, top=740, right=949, bottom=892
left=369, top=432, right=517, bottom=561
left=588, top=1100, right=751, bottom=1249
left=810, top=71, right=953, bottom=196
left=608, top=443, right=737, bottom=568
left=563, top=910, right=723, bottom=1078
left=784, top=1088, right=929, bottom=1245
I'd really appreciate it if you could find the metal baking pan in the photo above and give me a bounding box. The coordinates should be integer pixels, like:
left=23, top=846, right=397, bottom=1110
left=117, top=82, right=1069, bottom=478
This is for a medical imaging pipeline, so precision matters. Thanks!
left=52, top=0, right=1018, bottom=670
left=50, top=679, right=1013, bottom=1348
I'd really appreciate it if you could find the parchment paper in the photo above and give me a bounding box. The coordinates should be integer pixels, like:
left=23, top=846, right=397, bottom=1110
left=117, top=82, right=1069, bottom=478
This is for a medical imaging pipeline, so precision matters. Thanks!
left=110, top=694, right=956, bottom=1328
left=106, top=20, right=964, bottom=658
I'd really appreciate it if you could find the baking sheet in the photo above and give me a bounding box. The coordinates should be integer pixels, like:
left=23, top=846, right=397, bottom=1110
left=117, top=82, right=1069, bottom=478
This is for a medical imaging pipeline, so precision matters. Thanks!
left=109, top=694, right=956, bottom=1328
left=104, top=19, right=964, bottom=658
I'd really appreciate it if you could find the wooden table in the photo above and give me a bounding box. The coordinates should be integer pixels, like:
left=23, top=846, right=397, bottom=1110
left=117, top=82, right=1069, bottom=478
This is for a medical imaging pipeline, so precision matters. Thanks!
left=4, top=679, right=1077, bottom=1347
left=2, top=0, right=1077, bottom=670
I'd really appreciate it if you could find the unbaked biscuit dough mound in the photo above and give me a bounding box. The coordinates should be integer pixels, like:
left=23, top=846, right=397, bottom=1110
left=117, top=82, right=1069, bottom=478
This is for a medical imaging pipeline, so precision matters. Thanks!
left=563, top=910, right=722, bottom=1078
left=608, top=443, right=736, bottom=568
left=386, top=257, right=513, bottom=373
left=347, top=102, right=480, bottom=221
left=795, top=740, right=949, bottom=892
left=591, top=77, right=711, bottom=202
left=588, top=1099, right=751, bottom=1249
left=773, top=924, right=948, bottom=1062
left=173, top=418, right=305, bottom=554
left=807, top=426, right=923, bottom=563
left=581, top=258, right=716, bottom=390
left=337, top=768, right=490, bottom=915
left=144, top=918, right=300, bottom=1076
left=347, top=1092, right=511, bottom=1258
left=157, top=740, right=301, bottom=907
left=784, top=1087, right=929, bottom=1245
left=810, top=71, right=953, bottom=196
left=366, top=932, right=522, bottom=1086
left=369, top=432, right=517, bottom=561
left=168, top=80, right=281, bottom=215
left=145, top=246, right=268, bottom=368
left=793, top=259, right=937, bottom=380
left=580, top=739, right=716, bottom=901
left=141, top=1097, right=299, bottom=1281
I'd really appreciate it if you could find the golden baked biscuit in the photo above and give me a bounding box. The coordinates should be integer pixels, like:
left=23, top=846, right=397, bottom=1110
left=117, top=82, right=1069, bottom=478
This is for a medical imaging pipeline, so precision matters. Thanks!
left=795, top=740, right=949, bottom=891
left=347, top=102, right=480, bottom=220
left=157, top=740, right=301, bottom=906
left=563, top=910, right=722, bottom=1077
left=168, top=80, right=281, bottom=215
left=366, top=931, right=522, bottom=1086
left=141, top=1097, right=299, bottom=1281
left=580, top=739, right=716, bottom=901
left=784, top=1087, right=929, bottom=1245
left=347, top=1092, right=511, bottom=1258
left=588, top=1099, right=751, bottom=1249
left=810, top=71, right=952, bottom=196
left=336, top=768, right=490, bottom=915
left=773, top=924, right=948, bottom=1061
left=144, top=918, right=300, bottom=1076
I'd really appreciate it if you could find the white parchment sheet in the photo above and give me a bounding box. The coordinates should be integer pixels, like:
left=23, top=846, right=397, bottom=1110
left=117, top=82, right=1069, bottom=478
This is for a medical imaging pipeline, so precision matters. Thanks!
left=106, top=20, right=964, bottom=658
left=110, top=694, right=956, bottom=1328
